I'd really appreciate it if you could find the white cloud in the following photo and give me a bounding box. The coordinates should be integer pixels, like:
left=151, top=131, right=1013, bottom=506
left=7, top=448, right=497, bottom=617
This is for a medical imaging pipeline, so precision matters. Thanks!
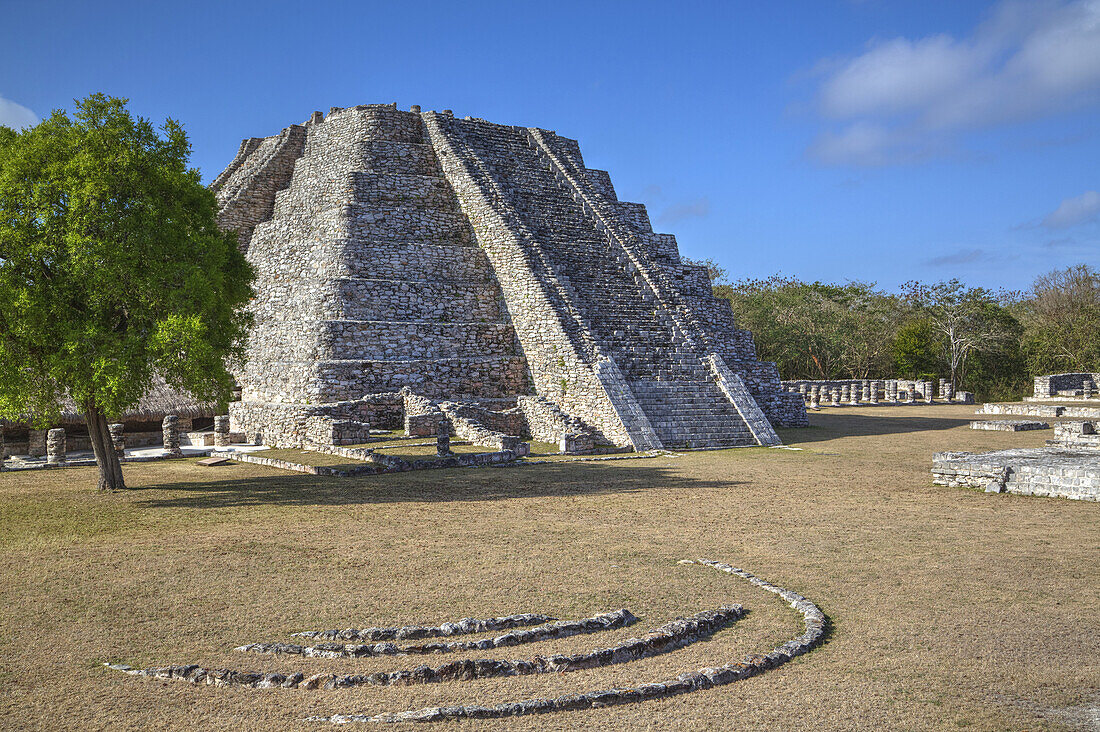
left=0, top=95, right=38, bottom=130
left=808, top=0, right=1100, bottom=165
left=1042, top=190, right=1100, bottom=228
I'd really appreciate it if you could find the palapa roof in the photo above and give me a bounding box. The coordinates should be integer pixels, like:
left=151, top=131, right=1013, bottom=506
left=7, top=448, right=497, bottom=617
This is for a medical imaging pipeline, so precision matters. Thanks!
left=6, top=378, right=218, bottom=427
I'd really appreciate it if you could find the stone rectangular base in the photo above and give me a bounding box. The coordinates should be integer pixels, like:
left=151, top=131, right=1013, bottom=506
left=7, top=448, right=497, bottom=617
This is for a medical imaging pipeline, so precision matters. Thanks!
left=932, top=448, right=1100, bottom=501
left=969, top=420, right=1049, bottom=431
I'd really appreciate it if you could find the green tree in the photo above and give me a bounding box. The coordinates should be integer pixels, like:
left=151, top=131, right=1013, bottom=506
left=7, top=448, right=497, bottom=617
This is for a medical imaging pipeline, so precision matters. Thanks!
left=715, top=276, right=901, bottom=380
left=0, top=94, right=253, bottom=490
left=901, top=279, right=1021, bottom=389
left=892, top=318, right=942, bottom=378
left=1021, top=264, right=1100, bottom=374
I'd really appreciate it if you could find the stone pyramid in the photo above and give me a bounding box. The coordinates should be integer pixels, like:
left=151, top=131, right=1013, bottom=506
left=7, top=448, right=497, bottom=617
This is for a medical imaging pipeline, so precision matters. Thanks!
left=212, top=104, right=806, bottom=450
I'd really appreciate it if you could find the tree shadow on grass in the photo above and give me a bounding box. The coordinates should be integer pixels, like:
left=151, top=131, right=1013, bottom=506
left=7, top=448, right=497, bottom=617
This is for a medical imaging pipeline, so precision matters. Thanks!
left=779, top=410, right=974, bottom=445
left=131, top=460, right=740, bottom=510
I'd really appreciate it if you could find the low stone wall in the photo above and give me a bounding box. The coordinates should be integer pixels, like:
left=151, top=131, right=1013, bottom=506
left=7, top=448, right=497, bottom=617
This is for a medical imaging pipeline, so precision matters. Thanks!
left=932, top=448, right=1100, bottom=501
left=1047, top=421, right=1100, bottom=449
left=516, top=395, right=598, bottom=450
left=969, top=420, right=1048, bottom=432
left=978, top=403, right=1100, bottom=419
left=218, top=447, right=521, bottom=476
left=228, top=400, right=373, bottom=448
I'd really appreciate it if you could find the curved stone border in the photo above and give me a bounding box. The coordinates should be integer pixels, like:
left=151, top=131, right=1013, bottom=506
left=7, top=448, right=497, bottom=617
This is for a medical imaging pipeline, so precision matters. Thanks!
left=104, top=559, right=826, bottom=725
left=316, top=558, right=825, bottom=723
left=292, top=613, right=554, bottom=642
left=106, top=607, right=740, bottom=690
left=241, top=609, right=635, bottom=658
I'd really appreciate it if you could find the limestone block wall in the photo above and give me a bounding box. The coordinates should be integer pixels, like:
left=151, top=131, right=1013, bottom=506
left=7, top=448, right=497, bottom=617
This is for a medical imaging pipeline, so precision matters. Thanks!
left=216, top=105, right=533, bottom=447
left=1033, top=373, right=1100, bottom=398
left=215, top=104, right=806, bottom=449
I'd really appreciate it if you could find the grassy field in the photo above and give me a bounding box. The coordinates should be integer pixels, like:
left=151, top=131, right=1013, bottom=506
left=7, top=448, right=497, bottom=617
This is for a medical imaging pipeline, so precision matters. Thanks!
left=1, top=405, right=1097, bottom=730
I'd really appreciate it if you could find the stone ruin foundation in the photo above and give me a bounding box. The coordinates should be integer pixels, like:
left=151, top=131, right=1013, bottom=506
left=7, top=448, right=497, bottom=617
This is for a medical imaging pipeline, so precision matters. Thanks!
left=107, top=559, right=826, bottom=724
left=1030, top=372, right=1100, bottom=401
left=783, top=379, right=974, bottom=407
left=213, top=104, right=806, bottom=453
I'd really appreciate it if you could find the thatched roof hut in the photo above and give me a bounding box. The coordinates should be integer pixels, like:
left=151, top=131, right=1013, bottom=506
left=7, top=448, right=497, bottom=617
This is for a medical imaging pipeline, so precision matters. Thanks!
left=6, top=377, right=217, bottom=428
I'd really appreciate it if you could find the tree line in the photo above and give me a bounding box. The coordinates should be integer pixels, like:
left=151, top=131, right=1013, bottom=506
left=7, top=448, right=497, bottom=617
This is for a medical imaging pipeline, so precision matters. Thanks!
left=687, top=260, right=1100, bottom=402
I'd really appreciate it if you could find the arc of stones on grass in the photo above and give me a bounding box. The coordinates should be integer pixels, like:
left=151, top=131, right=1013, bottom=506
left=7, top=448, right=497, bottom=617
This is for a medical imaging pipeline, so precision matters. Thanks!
left=238, top=609, right=636, bottom=658
left=292, top=612, right=554, bottom=642
left=105, top=606, right=742, bottom=691
left=314, top=559, right=827, bottom=724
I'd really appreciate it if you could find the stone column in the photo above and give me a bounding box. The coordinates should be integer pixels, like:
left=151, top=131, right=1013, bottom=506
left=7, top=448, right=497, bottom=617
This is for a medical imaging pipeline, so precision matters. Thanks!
left=904, top=384, right=915, bottom=403
left=213, top=415, right=231, bottom=448
left=809, top=385, right=820, bottom=409
left=436, top=423, right=451, bottom=457
left=162, top=415, right=183, bottom=457
left=850, top=382, right=860, bottom=405
left=869, top=380, right=879, bottom=405
left=840, top=384, right=850, bottom=404
left=830, top=388, right=840, bottom=406
left=0, top=426, right=5, bottom=467
left=861, top=381, right=871, bottom=402
left=46, top=428, right=66, bottom=465
left=944, top=382, right=955, bottom=401
left=28, top=429, right=46, bottom=458
left=798, top=383, right=808, bottom=402
left=108, top=424, right=126, bottom=457
left=925, top=381, right=935, bottom=404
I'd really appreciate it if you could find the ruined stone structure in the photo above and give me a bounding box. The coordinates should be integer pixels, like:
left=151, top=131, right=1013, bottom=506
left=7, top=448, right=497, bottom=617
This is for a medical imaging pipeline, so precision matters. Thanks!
left=784, top=379, right=974, bottom=406
left=213, top=104, right=805, bottom=450
left=1031, top=372, right=1100, bottom=401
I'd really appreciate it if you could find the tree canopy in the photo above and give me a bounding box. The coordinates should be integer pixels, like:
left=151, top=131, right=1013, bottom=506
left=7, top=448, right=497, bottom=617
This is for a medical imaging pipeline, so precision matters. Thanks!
left=0, top=94, right=253, bottom=489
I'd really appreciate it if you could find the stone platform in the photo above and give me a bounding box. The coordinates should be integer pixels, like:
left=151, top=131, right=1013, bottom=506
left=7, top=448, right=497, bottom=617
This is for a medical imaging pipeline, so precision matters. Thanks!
left=969, top=420, right=1049, bottom=432
left=932, top=448, right=1100, bottom=501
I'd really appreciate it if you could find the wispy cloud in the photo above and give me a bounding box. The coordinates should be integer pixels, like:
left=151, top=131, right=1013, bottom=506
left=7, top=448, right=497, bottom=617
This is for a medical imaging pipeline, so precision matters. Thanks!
left=657, top=197, right=711, bottom=225
left=0, top=94, right=37, bottom=130
left=925, top=248, right=995, bottom=267
left=805, top=0, right=1100, bottom=166
left=1042, top=190, right=1100, bottom=228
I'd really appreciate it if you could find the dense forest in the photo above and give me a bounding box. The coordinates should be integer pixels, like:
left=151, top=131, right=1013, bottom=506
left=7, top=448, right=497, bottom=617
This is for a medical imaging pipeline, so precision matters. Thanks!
left=688, top=261, right=1100, bottom=402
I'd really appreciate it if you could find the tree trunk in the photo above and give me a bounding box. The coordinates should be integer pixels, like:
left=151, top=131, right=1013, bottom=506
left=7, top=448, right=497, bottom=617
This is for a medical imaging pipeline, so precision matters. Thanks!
left=84, top=400, right=126, bottom=491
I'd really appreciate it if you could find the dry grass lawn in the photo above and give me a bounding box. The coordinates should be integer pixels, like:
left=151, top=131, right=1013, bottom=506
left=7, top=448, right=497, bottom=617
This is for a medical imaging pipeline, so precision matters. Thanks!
left=1, top=404, right=1097, bottom=730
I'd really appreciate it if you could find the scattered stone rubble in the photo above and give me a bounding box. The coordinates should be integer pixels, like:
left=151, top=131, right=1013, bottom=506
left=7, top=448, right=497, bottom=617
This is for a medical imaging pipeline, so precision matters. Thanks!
left=106, top=559, right=826, bottom=724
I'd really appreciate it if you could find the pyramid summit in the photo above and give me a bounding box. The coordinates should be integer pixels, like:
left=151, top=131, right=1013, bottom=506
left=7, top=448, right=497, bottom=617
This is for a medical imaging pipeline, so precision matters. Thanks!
left=213, top=103, right=807, bottom=450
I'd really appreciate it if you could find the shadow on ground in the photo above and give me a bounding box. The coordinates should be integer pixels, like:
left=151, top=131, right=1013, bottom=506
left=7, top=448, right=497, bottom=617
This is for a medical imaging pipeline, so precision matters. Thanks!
left=780, top=411, right=973, bottom=444
left=131, top=460, right=738, bottom=510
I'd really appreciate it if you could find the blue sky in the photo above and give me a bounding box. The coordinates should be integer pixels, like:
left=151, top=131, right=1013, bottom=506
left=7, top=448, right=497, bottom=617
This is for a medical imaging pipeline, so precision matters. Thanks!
left=2, top=0, right=1097, bottom=291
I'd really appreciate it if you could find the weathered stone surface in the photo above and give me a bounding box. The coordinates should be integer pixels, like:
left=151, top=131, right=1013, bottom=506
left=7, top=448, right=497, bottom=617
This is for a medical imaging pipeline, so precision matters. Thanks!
left=216, top=105, right=803, bottom=451
left=46, top=428, right=66, bottom=465
left=161, top=416, right=182, bottom=457
left=933, top=447, right=1100, bottom=501
left=969, top=420, right=1049, bottom=431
